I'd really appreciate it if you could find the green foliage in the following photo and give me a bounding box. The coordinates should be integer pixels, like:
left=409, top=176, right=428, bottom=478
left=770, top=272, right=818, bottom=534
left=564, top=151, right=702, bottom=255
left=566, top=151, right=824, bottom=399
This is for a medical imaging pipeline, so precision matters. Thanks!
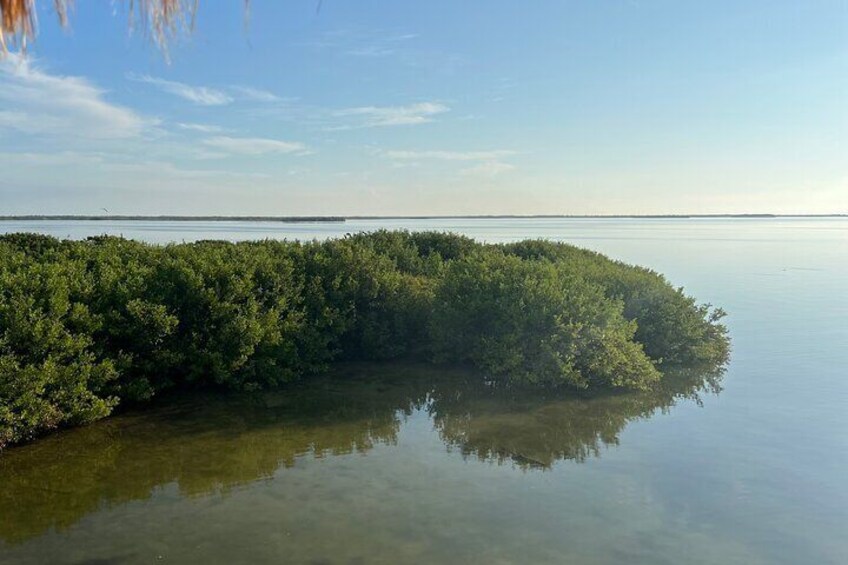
left=501, top=239, right=730, bottom=367
left=0, top=231, right=729, bottom=448
left=431, top=252, right=661, bottom=388
left=0, top=244, right=117, bottom=447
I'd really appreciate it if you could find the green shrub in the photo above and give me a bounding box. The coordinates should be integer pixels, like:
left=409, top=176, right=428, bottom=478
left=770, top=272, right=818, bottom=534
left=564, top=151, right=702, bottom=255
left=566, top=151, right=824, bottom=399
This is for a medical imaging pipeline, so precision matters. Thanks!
left=502, top=239, right=729, bottom=367
left=0, top=232, right=729, bottom=448
left=0, top=247, right=117, bottom=446
left=431, top=251, right=661, bottom=388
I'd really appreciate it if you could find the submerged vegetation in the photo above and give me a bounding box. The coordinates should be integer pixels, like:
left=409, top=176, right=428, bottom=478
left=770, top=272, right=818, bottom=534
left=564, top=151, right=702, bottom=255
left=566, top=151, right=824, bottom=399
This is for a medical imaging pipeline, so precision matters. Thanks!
left=0, top=362, right=725, bottom=544
left=0, top=231, right=729, bottom=449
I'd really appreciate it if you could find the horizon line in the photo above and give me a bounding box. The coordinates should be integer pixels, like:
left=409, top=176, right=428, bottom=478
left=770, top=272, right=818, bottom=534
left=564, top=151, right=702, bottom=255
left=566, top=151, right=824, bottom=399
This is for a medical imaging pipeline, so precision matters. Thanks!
left=0, top=213, right=846, bottom=222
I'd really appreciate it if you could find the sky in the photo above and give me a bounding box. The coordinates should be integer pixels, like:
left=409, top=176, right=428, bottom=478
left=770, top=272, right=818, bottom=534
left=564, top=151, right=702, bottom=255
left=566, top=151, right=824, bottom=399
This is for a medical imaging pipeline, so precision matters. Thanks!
left=0, top=0, right=846, bottom=215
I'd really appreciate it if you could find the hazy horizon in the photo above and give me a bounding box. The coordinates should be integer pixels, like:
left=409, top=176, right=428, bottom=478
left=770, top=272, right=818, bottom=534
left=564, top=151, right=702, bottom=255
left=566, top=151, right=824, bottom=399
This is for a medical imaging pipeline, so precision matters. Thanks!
left=2, top=213, right=848, bottom=219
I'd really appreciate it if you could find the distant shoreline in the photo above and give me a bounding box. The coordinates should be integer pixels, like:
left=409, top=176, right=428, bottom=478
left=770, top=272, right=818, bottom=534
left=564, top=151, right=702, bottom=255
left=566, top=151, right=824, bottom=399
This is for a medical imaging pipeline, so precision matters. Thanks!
left=0, top=216, right=347, bottom=223
left=0, top=214, right=845, bottom=222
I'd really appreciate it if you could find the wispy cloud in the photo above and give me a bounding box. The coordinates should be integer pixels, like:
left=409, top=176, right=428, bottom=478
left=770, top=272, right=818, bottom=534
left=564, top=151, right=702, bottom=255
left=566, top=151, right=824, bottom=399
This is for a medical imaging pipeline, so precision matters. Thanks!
left=127, top=73, right=234, bottom=106
left=127, top=75, right=290, bottom=107
left=0, top=56, right=150, bottom=139
left=177, top=122, right=225, bottom=133
left=0, top=152, right=275, bottom=203
left=461, top=161, right=516, bottom=177
left=334, top=102, right=448, bottom=128
left=0, top=150, right=106, bottom=166
left=387, top=33, right=419, bottom=42
left=383, top=149, right=516, bottom=161
left=202, top=136, right=308, bottom=155
left=302, top=29, right=418, bottom=58
left=100, top=160, right=272, bottom=181
left=345, top=46, right=395, bottom=57
left=382, top=148, right=517, bottom=177
left=230, top=86, right=281, bottom=102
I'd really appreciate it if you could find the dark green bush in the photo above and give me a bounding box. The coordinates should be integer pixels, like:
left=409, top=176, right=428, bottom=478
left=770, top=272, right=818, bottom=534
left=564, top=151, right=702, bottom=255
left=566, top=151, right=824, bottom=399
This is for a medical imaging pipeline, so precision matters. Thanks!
left=0, top=245, right=117, bottom=447
left=0, top=232, right=729, bottom=448
left=502, top=239, right=730, bottom=367
left=430, top=252, right=661, bottom=388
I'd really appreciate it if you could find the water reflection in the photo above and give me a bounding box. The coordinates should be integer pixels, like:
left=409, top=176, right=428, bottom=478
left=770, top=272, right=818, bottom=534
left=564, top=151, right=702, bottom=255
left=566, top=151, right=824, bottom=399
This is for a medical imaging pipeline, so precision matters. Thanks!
left=0, top=362, right=722, bottom=544
left=430, top=366, right=722, bottom=468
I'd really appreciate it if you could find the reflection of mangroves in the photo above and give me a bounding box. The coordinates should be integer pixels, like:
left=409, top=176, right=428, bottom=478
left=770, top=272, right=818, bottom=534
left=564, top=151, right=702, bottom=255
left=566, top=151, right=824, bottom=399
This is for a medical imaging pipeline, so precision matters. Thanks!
left=0, top=362, right=723, bottom=544
left=430, top=366, right=723, bottom=468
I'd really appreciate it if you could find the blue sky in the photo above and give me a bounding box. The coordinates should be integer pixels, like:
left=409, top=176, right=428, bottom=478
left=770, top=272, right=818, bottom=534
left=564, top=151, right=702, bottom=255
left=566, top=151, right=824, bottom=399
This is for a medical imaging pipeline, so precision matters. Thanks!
left=0, top=0, right=845, bottom=215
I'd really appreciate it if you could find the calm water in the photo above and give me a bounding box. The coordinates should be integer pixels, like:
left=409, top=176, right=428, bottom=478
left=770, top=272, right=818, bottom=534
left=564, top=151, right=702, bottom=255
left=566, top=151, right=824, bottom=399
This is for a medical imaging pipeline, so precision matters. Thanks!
left=1, top=218, right=846, bottom=564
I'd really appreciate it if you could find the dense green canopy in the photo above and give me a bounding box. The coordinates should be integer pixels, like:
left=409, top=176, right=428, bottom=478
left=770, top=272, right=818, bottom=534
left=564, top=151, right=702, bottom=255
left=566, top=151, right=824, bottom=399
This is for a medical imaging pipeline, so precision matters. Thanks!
left=0, top=231, right=729, bottom=448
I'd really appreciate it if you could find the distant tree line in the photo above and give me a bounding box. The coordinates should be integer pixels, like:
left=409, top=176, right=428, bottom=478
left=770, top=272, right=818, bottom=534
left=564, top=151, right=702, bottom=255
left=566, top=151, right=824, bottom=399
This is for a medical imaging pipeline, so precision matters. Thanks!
left=0, top=231, right=729, bottom=448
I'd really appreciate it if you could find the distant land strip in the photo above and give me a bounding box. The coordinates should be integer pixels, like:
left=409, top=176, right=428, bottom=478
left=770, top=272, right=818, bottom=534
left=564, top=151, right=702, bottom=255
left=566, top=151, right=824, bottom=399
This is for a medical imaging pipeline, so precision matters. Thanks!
left=344, top=214, right=848, bottom=219
left=0, top=214, right=845, bottom=222
left=0, top=216, right=347, bottom=222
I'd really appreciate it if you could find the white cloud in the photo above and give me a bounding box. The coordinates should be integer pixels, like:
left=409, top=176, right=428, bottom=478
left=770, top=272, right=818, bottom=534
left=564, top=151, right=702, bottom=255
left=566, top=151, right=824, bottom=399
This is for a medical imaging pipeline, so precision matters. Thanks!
left=0, top=110, right=53, bottom=132
left=461, top=161, right=515, bottom=177
left=0, top=151, right=272, bottom=182
left=127, top=74, right=287, bottom=105
left=383, top=149, right=516, bottom=161
left=202, top=136, right=308, bottom=155
left=346, top=46, right=395, bottom=57
left=303, top=29, right=418, bottom=56
left=101, top=160, right=272, bottom=180
left=0, top=151, right=106, bottom=166
left=177, top=122, right=225, bottom=133
left=334, top=102, right=448, bottom=127
left=388, top=33, right=419, bottom=42
left=0, top=56, right=149, bottom=139
left=128, top=73, right=234, bottom=106
left=230, top=86, right=281, bottom=102
left=382, top=148, right=517, bottom=177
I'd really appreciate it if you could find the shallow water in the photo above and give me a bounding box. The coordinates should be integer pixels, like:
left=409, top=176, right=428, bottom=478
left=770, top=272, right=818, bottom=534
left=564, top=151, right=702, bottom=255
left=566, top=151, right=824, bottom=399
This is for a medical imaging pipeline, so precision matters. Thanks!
left=1, top=218, right=846, bottom=564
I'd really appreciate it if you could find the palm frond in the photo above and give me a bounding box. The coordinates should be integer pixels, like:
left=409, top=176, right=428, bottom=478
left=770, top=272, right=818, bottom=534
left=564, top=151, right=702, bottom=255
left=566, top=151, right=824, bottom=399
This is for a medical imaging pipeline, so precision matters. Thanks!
left=0, top=0, right=220, bottom=55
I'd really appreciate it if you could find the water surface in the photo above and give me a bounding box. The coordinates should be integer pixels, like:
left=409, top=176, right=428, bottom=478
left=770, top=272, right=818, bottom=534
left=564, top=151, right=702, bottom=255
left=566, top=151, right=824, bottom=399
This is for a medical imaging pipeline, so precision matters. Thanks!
left=1, top=218, right=846, bottom=564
